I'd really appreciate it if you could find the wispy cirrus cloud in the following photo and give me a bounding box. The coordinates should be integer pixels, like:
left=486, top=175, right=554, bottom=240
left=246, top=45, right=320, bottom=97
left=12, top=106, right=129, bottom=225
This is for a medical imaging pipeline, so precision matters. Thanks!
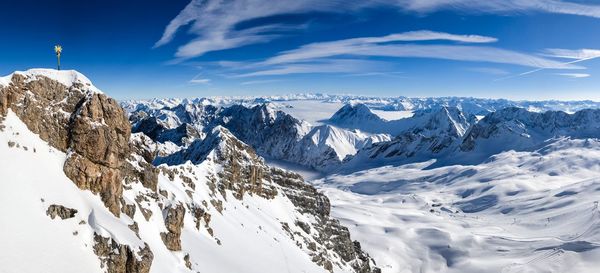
left=233, top=59, right=390, bottom=78
left=544, top=48, right=600, bottom=60
left=261, top=32, right=579, bottom=70
left=495, top=48, right=600, bottom=80
left=199, top=31, right=594, bottom=81
left=156, top=0, right=600, bottom=60
left=555, top=73, right=590, bottom=78
left=189, top=74, right=211, bottom=84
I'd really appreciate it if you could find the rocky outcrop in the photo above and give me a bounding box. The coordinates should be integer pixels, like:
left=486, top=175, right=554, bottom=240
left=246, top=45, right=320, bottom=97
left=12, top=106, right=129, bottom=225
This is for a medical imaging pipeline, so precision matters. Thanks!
left=160, top=204, right=185, bottom=251
left=156, top=126, right=280, bottom=200
left=157, top=126, right=380, bottom=273
left=271, top=168, right=379, bottom=273
left=0, top=70, right=131, bottom=216
left=46, top=204, right=78, bottom=220
left=1, top=69, right=379, bottom=273
left=124, top=133, right=160, bottom=192
left=93, top=234, right=153, bottom=273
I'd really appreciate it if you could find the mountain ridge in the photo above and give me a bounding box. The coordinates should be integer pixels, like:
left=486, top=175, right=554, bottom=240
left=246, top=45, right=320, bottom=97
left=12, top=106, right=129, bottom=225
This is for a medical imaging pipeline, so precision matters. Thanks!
left=0, top=69, right=380, bottom=273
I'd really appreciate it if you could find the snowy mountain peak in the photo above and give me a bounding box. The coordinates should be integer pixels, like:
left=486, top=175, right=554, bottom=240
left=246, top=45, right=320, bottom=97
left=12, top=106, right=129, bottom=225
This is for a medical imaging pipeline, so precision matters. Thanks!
left=1, top=69, right=380, bottom=273
left=460, top=107, right=600, bottom=154
left=412, top=106, right=475, bottom=137
left=1, top=68, right=102, bottom=93
left=330, top=103, right=384, bottom=124
left=341, top=106, right=475, bottom=170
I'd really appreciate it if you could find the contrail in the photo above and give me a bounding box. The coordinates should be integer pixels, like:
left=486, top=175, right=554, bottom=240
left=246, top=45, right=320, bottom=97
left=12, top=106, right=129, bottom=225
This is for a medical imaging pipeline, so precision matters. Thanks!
left=494, top=55, right=600, bottom=81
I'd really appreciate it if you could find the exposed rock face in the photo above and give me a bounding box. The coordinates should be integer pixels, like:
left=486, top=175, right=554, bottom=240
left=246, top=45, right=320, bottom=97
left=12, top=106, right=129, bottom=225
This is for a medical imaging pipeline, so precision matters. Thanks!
left=46, top=204, right=78, bottom=220
left=126, top=133, right=160, bottom=191
left=157, top=126, right=380, bottom=273
left=271, top=168, right=379, bottom=273
left=93, top=234, right=153, bottom=273
left=0, top=70, right=131, bottom=216
left=132, top=117, right=201, bottom=146
left=160, top=204, right=185, bottom=251
left=1, top=69, right=379, bottom=273
left=156, top=126, right=280, bottom=200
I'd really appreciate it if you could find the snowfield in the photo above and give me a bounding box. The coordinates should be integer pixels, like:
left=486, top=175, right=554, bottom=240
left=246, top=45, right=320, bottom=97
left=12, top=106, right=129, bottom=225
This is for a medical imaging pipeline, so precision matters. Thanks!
left=313, top=138, right=600, bottom=273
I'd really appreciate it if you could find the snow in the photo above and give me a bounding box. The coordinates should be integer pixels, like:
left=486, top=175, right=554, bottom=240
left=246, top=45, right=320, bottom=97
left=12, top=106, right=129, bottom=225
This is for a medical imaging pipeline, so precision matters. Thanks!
left=304, top=125, right=390, bottom=161
left=1, top=69, right=102, bottom=93
left=264, top=157, right=325, bottom=181
left=371, top=110, right=414, bottom=121
left=0, top=109, right=345, bottom=273
left=312, top=138, right=600, bottom=273
left=0, top=110, right=114, bottom=273
left=122, top=94, right=600, bottom=118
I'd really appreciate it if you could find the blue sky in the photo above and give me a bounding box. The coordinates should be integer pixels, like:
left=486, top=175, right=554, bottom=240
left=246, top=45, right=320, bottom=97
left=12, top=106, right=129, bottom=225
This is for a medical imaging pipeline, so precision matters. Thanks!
left=2, top=0, right=600, bottom=100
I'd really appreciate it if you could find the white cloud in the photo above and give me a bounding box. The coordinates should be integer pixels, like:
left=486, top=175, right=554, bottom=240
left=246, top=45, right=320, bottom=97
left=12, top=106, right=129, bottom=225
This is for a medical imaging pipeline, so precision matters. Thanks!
left=156, top=0, right=600, bottom=59
left=233, top=59, right=389, bottom=77
left=556, top=73, right=590, bottom=78
left=393, top=0, right=600, bottom=18
left=189, top=77, right=211, bottom=84
left=544, top=48, right=600, bottom=60
left=262, top=34, right=581, bottom=69
left=495, top=48, right=600, bottom=80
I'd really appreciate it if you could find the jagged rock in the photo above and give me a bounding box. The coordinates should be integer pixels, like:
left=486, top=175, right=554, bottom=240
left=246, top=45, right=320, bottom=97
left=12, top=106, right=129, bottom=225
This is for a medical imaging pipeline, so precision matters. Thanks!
left=157, top=126, right=380, bottom=272
left=123, top=134, right=159, bottom=191
left=46, top=204, right=77, bottom=220
left=160, top=204, right=185, bottom=251
left=156, top=126, right=278, bottom=200
left=270, top=167, right=379, bottom=273
left=120, top=199, right=137, bottom=219
left=63, top=154, right=124, bottom=216
left=184, top=254, right=192, bottom=270
left=2, top=70, right=379, bottom=273
left=93, top=234, right=153, bottom=273
left=0, top=70, right=131, bottom=216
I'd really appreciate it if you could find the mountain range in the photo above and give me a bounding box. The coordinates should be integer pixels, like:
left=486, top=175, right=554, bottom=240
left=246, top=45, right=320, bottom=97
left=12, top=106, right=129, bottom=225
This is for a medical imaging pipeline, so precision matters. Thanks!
left=3, top=69, right=600, bottom=273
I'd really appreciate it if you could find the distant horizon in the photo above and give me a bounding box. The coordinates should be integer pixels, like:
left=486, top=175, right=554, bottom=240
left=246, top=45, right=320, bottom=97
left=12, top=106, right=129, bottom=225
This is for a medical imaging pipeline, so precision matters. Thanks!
left=4, top=67, right=600, bottom=102
left=118, top=89, right=600, bottom=103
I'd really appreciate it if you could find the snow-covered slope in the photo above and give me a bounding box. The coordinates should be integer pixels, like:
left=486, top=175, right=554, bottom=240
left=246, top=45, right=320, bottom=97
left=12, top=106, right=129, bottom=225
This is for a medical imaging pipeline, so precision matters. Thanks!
left=342, top=105, right=600, bottom=171
left=0, top=69, right=379, bottom=273
left=329, top=103, right=388, bottom=132
left=0, top=68, right=102, bottom=93
left=0, top=110, right=106, bottom=273
left=461, top=107, right=600, bottom=156
left=129, top=102, right=389, bottom=171
left=341, top=106, right=475, bottom=170
left=314, top=138, right=600, bottom=273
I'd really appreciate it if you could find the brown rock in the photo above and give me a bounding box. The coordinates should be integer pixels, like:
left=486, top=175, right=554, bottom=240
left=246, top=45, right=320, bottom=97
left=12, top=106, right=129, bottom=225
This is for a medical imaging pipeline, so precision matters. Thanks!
left=1, top=72, right=132, bottom=216
left=46, top=204, right=78, bottom=220
left=160, top=204, right=185, bottom=251
left=93, top=234, right=153, bottom=273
